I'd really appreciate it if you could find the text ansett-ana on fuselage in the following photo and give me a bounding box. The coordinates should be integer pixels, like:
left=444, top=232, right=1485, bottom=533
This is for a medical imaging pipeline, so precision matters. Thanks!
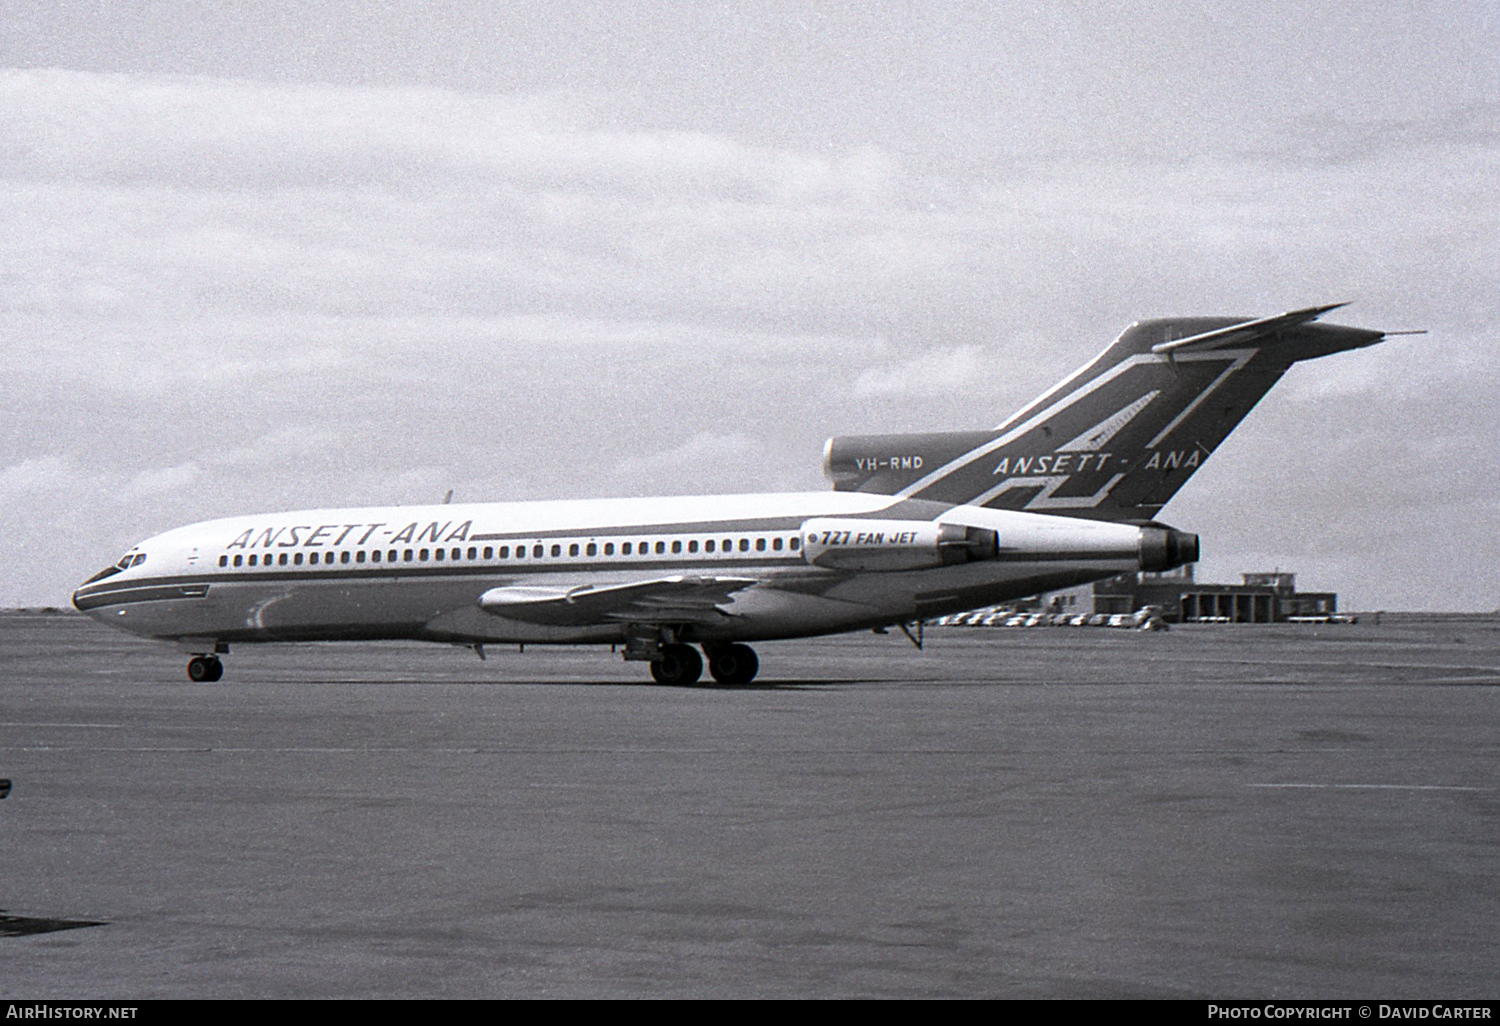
left=74, top=304, right=1393, bottom=685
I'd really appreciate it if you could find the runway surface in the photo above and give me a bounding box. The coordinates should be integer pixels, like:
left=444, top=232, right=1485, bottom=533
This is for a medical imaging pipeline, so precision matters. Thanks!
left=2, top=610, right=1498, bottom=998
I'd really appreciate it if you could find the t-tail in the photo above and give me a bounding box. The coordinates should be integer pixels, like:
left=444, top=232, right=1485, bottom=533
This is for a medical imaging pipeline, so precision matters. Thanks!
left=825, top=304, right=1392, bottom=522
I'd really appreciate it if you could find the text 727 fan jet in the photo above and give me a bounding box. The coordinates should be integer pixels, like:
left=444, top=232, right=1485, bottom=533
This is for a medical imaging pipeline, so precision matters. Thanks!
left=75, top=304, right=1392, bottom=685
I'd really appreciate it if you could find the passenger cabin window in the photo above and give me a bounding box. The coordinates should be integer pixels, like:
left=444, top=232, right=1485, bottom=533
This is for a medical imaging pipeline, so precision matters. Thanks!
left=705, top=540, right=715, bottom=553
left=671, top=540, right=682, bottom=554
left=219, top=555, right=227, bottom=567
left=655, top=541, right=665, bottom=554
left=233, top=555, right=243, bottom=567
left=249, top=554, right=258, bottom=566
left=773, top=537, right=783, bottom=551
left=604, top=542, right=614, bottom=555
left=688, top=540, right=698, bottom=553
left=789, top=536, right=800, bottom=550
left=586, top=542, right=597, bottom=556
left=372, top=550, right=381, bottom=563
left=279, top=553, right=289, bottom=565
left=739, top=539, right=749, bottom=552
left=756, top=538, right=766, bottom=552
left=533, top=544, right=543, bottom=558
left=569, top=543, right=579, bottom=557
left=341, top=551, right=351, bottom=563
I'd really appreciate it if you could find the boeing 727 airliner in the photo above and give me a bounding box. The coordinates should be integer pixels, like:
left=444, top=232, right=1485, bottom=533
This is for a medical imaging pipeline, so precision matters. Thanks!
left=73, top=304, right=1393, bottom=685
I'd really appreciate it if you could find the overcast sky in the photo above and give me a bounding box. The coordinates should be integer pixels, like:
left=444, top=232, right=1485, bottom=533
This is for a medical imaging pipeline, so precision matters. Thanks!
left=2, top=2, right=1497, bottom=610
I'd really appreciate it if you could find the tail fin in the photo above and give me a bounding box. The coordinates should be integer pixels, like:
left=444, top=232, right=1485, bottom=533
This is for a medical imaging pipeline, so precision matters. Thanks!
left=825, top=305, right=1388, bottom=521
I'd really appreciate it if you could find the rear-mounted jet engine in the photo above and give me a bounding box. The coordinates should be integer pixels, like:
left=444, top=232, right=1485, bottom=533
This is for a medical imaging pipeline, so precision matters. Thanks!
left=800, top=518, right=999, bottom=572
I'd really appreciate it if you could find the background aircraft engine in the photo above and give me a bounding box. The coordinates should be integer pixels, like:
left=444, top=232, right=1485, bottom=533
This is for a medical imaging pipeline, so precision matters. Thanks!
left=800, top=518, right=999, bottom=572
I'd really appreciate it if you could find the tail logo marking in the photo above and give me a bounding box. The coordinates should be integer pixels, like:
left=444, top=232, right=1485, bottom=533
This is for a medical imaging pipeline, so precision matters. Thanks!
left=1056, top=390, right=1159, bottom=452
left=1144, top=351, right=1255, bottom=449
left=992, top=453, right=1112, bottom=475
left=895, top=348, right=1254, bottom=501
left=1143, top=450, right=1202, bottom=470
left=970, top=472, right=1128, bottom=510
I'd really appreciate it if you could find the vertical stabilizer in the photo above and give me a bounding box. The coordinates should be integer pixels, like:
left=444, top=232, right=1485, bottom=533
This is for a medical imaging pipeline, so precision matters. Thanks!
left=823, top=306, right=1387, bottom=522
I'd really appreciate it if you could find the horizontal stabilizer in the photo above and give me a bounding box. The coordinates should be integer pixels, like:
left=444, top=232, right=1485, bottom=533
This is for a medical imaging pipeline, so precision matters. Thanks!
left=1150, top=303, right=1348, bottom=355
left=478, top=575, right=758, bottom=626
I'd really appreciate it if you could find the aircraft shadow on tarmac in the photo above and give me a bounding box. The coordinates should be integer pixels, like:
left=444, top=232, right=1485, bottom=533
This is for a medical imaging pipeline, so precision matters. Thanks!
left=508, top=678, right=861, bottom=690
left=0, top=913, right=108, bottom=938
left=286, top=676, right=882, bottom=690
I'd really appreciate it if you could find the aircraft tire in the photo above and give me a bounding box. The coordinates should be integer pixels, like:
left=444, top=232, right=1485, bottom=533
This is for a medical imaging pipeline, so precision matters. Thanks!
left=708, top=644, right=758, bottom=686
left=187, top=655, right=221, bottom=683
left=650, top=644, right=703, bottom=686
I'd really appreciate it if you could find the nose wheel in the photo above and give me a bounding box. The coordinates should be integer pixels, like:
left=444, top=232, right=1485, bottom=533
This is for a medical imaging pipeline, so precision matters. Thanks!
left=187, top=655, right=224, bottom=682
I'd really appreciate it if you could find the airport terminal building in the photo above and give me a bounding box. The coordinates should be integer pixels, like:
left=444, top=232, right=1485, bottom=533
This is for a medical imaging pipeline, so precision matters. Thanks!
left=1043, top=567, right=1339, bottom=623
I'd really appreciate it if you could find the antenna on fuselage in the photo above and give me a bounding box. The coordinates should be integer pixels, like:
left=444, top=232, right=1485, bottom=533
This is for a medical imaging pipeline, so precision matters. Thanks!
left=442, top=490, right=453, bottom=504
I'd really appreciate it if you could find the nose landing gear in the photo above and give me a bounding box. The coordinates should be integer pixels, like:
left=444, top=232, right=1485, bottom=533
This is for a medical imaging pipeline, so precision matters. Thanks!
left=186, top=655, right=224, bottom=682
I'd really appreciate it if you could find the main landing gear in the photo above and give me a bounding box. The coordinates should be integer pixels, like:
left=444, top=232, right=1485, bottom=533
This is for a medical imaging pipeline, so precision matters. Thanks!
left=705, top=643, right=758, bottom=687
left=646, top=642, right=759, bottom=687
left=186, top=655, right=223, bottom=682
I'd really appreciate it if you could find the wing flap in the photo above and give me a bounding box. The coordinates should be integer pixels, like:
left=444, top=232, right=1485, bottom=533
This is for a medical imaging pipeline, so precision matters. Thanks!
left=478, top=576, right=759, bottom=626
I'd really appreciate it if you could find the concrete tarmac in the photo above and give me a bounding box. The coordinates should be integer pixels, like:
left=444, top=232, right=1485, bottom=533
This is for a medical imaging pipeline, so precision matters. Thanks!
left=2, top=611, right=1498, bottom=998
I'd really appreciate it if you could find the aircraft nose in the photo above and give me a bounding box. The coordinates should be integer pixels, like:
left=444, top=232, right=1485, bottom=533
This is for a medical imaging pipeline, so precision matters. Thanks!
left=72, top=562, right=129, bottom=619
left=71, top=583, right=102, bottom=620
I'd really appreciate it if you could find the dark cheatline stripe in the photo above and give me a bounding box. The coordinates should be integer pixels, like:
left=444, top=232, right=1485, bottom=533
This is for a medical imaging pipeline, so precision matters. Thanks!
left=72, top=557, right=810, bottom=606
left=72, top=584, right=210, bottom=611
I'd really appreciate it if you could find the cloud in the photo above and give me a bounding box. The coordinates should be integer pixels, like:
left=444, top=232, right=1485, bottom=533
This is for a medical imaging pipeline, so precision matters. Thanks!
left=852, top=345, right=997, bottom=398
left=0, top=70, right=899, bottom=204
left=124, top=462, right=201, bottom=496
left=608, top=432, right=801, bottom=496
left=0, top=455, right=81, bottom=496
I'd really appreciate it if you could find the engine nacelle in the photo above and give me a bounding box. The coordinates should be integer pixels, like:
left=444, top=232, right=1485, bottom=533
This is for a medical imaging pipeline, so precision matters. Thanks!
left=1139, top=525, right=1200, bottom=572
left=800, top=518, right=999, bottom=572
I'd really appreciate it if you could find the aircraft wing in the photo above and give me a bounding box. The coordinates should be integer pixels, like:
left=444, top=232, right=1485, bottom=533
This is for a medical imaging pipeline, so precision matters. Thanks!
left=1150, top=303, right=1349, bottom=355
left=477, top=575, right=760, bottom=626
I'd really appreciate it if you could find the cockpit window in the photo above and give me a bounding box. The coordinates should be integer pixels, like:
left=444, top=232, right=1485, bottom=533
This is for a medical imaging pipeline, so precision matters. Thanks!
left=131, top=553, right=146, bottom=567
left=83, top=565, right=123, bottom=584
left=117, top=554, right=135, bottom=570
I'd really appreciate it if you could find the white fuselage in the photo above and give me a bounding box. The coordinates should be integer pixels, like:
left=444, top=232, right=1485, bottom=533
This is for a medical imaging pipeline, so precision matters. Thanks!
left=73, top=491, right=1154, bottom=650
